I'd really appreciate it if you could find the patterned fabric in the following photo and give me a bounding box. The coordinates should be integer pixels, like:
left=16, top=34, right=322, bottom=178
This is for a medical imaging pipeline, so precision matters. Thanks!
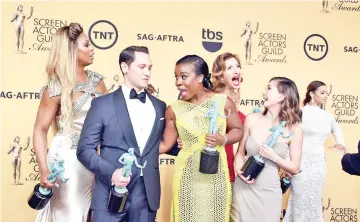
left=283, top=105, right=345, bottom=222
left=170, top=94, right=231, bottom=222
left=35, top=70, right=104, bottom=222
left=39, top=70, right=104, bottom=149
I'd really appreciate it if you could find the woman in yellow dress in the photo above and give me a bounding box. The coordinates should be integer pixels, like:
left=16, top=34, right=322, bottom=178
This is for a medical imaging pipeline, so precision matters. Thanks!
left=160, top=55, right=244, bottom=222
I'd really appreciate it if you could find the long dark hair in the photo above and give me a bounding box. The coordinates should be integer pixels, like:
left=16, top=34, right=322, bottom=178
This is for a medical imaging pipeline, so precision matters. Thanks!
left=263, top=77, right=302, bottom=127
left=176, top=55, right=213, bottom=90
left=303, top=80, right=326, bottom=106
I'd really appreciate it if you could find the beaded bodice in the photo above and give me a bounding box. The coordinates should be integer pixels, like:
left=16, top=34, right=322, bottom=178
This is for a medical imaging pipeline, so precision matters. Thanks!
left=40, top=70, right=104, bottom=148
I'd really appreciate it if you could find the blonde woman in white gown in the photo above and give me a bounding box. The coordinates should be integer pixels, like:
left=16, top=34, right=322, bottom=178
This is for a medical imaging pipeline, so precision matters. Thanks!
left=32, top=23, right=107, bottom=222
left=283, top=81, right=345, bottom=222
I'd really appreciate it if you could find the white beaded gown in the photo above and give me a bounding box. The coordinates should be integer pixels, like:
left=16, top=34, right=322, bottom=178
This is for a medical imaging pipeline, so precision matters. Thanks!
left=283, top=105, right=345, bottom=222
left=34, top=71, right=104, bottom=222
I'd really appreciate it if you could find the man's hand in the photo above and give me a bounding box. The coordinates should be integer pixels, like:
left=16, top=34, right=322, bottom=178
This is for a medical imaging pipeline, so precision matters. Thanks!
left=111, top=168, right=131, bottom=187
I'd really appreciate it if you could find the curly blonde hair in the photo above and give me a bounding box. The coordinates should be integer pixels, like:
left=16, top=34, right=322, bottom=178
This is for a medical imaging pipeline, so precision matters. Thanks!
left=211, top=52, right=242, bottom=105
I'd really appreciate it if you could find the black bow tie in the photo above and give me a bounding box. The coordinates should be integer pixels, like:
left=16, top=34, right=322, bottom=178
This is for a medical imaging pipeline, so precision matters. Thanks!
left=130, top=88, right=146, bottom=103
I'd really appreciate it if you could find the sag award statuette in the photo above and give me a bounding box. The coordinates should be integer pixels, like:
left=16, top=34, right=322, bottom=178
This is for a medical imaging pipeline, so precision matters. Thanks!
left=241, top=120, right=292, bottom=180
left=199, top=100, right=231, bottom=174
left=108, top=148, right=147, bottom=212
left=28, top=153, right=69, bottom=210
left=280, top=169, right=301, bottom=194
left=281, top=176, right=291, bottom=194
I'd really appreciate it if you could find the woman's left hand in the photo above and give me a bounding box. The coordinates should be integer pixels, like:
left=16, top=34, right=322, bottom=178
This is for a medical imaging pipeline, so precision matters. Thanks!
left=258, top=143, right=279, bottom=162
left=205, top=133, right=225, bottom=147
left=334, top=144, right=346, bottom=154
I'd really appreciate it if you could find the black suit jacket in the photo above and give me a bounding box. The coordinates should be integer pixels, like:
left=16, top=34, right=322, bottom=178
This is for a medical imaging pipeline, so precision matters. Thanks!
left=77, top=87, right=166, bottom=211
left=341, top=140, right=360, bottom=176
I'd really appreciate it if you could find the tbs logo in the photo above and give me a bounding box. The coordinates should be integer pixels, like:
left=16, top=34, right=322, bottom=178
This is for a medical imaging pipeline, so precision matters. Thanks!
left=202, top=28, right=223, bottom=53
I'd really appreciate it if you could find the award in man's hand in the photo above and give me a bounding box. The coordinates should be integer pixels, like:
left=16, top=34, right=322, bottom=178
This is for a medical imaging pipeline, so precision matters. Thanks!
left=200, top=100, right=231, bottom=174
left=108, top=148, right=147, bottom=212
left=241, top=121, right=292, bottom=180
left=28, top=153, right=69, bottom=210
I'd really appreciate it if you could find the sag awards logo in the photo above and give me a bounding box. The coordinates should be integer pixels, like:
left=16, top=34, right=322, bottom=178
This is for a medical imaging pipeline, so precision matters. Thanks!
left=108, top=74, right=121, bottom=93
left=330, top=87, right=359, bottom=124
left=240, top=21, right=287, bottom=65
left=6, top=136, right=40, bottom=185
left=31, top=18, right=68, bottom=52
left=89, top=20, right=118, bottom=50
left=321, top=0, right=360, bottom=13
left=159, top=158, right=175, bottom=165
left=0, top=91, right=40, bottom=99
left=137, top=33, right=184, bottom=43
left=344, top=45, right=359, bottom=53
left=321, top=197, right=358, bottom=222
left=10, top=5, right=33, bottom=54
left=202, top=28, right=223, bottom=53
left=304, top=34, right=328, bottom=61
left=330, top=208, right=358, bottom=222
left=239, top=98, right=264, bottom=108
left=11, top=4, right=68, bottom=53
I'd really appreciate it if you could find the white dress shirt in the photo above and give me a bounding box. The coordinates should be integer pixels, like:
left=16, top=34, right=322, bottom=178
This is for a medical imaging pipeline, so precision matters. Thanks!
left=122, top=85, right=156, bottom=155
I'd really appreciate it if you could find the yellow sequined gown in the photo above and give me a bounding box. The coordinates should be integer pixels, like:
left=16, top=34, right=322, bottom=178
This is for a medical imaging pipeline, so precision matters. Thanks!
left=170, top=94, right=231, bottom=222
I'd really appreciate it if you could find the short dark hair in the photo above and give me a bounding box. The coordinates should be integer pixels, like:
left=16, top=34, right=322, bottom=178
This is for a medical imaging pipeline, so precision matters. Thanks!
left=119, top=46, right=149, bottom=75
left=176, top=55, right=213, bottom=90
left=303, top=80, right=326, bottom=106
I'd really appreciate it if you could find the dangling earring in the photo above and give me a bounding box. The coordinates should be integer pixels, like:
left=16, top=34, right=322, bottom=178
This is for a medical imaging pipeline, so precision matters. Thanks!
left=311, top=96, right=314, bottom=104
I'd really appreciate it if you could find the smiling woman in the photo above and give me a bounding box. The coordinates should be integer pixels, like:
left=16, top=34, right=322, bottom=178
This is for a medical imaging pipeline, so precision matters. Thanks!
left=159, top=54, right=244, bottom=222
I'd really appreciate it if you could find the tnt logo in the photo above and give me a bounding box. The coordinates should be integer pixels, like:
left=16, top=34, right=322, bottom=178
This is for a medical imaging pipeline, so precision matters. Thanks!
left=88, top=20, right=118, bottom=50
left=304, top=34, right=328, bottom=61
left=202, top=28, right=223, bottom=53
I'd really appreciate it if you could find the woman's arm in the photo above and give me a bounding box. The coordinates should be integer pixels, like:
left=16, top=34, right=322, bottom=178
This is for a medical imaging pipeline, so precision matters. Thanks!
left=33, top=88, right=61, bottom=188
left=224, top=97, right=244, bottom=145
left=205, top=97, right=243, bottom=147
left=259, top=123, right=303, bottom=175
left=330, top=115, right=346, bottom=151
left=234, top=114, right=252, bottom=171
left=159, top=106, right=179, bottom=154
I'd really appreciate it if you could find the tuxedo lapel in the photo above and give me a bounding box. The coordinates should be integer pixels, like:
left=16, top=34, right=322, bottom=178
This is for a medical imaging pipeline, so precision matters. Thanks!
left=113, top=87, right=140, bottom=156
left=141, top=94, right=161, bottom=157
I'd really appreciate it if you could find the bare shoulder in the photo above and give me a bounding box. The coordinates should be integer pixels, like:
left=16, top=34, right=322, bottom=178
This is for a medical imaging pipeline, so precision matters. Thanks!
left=246, top=112, right=262, bottom=122
left=243, top=112, right=262, bottom=128
left=40, top=87, right=61, bottom=105
left=165, top=105, right=176, bottom=119
left=290, top=123, right=303, bottom=136
left=224, top=95, right=236, bottom=108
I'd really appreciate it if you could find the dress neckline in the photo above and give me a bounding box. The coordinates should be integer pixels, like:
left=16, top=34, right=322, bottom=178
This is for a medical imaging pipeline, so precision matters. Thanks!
left=247, top=135, right=289, bottom=148
left=177, top=93, right=217, bottom=107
